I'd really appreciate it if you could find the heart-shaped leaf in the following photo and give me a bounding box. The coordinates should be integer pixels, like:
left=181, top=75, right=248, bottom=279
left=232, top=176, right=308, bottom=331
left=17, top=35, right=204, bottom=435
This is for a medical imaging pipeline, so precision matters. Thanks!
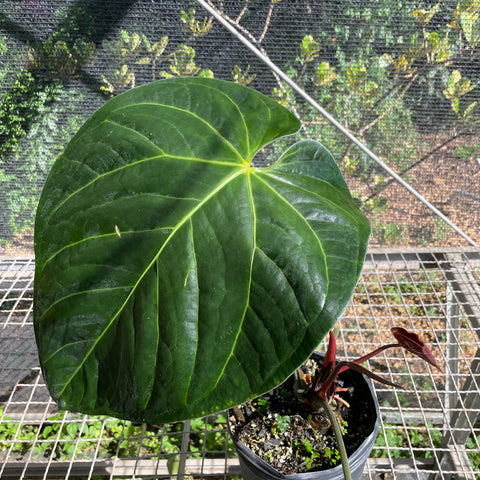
left=34, top=77, right=370, bottom=423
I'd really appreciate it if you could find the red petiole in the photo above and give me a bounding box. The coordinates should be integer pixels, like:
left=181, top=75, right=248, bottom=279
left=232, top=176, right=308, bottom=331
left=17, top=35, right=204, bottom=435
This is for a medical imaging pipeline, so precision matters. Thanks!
left=310, top=327, right=440, bottom=404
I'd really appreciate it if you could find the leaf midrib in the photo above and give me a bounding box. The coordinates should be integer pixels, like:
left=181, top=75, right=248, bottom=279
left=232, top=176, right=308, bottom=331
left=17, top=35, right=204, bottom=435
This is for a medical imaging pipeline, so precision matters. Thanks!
left=186, top=171, right=257, bottom=405
left=186, top=170, right=335, bottom=407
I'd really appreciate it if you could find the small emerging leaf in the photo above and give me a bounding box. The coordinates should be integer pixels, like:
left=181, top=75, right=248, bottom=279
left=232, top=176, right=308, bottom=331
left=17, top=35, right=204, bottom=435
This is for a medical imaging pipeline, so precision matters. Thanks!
left=323, top=331, right=337, bottom=372
left=391, top=327, right=440, bottom=370
left=346, top=64, right=368, bottom=89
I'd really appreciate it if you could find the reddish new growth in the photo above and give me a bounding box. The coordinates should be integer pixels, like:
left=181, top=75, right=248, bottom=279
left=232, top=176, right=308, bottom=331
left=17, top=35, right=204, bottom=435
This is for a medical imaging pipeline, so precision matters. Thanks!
left=299, top=327, right=440, bottom=409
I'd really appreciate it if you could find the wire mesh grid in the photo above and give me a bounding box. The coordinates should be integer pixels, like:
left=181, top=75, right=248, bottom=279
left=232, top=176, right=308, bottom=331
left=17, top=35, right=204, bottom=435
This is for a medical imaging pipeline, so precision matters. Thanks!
left=1, top=249, right=479, bottom=479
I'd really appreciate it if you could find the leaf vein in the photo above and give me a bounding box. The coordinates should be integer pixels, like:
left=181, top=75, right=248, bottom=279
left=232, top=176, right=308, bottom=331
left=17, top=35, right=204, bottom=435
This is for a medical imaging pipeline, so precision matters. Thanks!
left=41, top=228, right=173, bottom=274
left=57, top=169, right=246, bottom=398
left=39, top=285, right=134, bottom=323
left=108, top=101, right=246, bottom=163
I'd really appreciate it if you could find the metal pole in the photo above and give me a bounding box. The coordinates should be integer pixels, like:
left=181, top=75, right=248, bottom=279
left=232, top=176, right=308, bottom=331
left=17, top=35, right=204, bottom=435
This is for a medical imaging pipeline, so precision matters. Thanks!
left=196, top=0, right=478, bottom=248
left=445, top=283, right=460, bottom=413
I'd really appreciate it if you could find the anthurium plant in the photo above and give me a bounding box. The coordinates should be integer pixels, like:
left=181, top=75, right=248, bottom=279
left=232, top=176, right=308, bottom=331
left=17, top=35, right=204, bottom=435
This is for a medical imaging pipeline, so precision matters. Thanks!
left=297, top=326, right=440, bottom=410
left=231, top=327, right=440, bottom=479
left=33, top=77, right=371, bottom=424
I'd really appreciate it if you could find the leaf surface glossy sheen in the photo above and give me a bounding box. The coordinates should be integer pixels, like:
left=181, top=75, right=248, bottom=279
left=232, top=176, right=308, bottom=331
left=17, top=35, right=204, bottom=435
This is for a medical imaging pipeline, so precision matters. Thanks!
left=34, top=78, right=370, bottom=423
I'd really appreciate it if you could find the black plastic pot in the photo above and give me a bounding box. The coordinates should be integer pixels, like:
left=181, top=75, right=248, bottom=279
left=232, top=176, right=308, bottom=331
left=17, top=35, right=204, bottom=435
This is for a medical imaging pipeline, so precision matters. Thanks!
left=229, top=352, right=380, bottom=480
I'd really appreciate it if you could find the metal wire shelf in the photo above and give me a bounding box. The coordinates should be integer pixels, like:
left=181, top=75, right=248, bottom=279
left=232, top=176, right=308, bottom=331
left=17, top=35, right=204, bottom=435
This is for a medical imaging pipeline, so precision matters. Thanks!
left=1, top=249, right=479, bottom=479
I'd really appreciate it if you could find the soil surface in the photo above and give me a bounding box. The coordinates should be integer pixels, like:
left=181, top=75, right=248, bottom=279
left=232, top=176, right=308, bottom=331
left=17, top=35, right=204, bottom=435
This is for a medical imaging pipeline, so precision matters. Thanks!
left=229, top=356, right=378, bottom=475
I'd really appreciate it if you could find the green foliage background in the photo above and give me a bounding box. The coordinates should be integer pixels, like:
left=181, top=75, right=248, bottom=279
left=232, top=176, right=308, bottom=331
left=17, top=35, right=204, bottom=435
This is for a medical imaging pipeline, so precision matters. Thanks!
left=1, top=0, right=479, bottom=248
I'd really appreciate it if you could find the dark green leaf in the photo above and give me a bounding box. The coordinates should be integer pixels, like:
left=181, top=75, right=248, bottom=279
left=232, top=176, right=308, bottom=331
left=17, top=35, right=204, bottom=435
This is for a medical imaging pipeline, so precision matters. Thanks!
left=34, top=77, right=370, bottom=423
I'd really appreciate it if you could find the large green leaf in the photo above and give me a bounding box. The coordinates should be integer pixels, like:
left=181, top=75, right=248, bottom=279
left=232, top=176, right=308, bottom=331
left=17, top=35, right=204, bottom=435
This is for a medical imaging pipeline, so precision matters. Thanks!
left=34, top=77, right=370, bottom=423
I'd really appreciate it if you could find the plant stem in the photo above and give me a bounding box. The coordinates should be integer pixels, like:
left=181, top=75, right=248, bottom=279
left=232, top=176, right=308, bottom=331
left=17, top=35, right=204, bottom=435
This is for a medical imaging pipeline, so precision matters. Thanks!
left=318, top=343, right=402, bottom=397
left=258, top=1, right=275, bottom=44
left=318, top=397, right=352, bottom=480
